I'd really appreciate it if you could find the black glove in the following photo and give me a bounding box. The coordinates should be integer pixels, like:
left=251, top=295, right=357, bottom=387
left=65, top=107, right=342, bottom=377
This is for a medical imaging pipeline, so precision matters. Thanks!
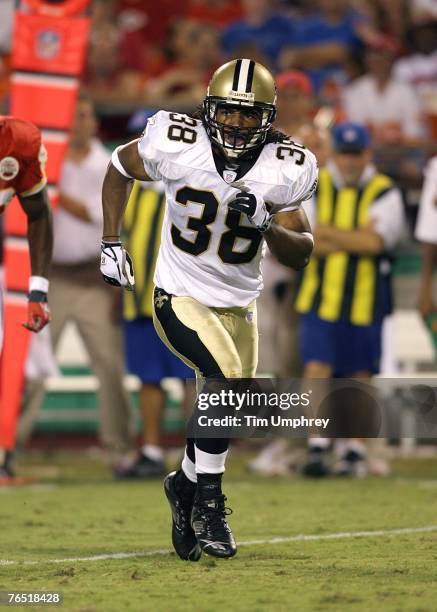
left=228, top=189, right=272, bottom=232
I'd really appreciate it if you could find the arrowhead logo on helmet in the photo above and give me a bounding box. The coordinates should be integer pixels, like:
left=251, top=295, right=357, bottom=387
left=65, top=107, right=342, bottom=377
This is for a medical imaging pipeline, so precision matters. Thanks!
left=203, top=58, right=277, bottom=158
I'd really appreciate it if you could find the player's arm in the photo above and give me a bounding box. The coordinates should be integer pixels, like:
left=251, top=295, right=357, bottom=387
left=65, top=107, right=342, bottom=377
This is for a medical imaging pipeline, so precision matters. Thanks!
left=18, top=187, right=53, bottom=331
left=19, top=187, right=52, bottom=278
left=315, top=188, right=404, bottom=256
left=314, top=222, right=384, bottom=255
left=102, top=139, right=151, bottom=238
left=58, top=192, right=92, bottom=222
left=100, top=139, right=152, bottom=289
left=229, top=160, right=316, bottom=270
left=264, top=208, right=314, bottom=270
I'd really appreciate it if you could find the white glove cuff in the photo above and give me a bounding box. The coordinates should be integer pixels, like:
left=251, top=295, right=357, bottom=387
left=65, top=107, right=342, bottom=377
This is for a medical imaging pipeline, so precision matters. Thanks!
left=29, top=276, right=49, bottom=293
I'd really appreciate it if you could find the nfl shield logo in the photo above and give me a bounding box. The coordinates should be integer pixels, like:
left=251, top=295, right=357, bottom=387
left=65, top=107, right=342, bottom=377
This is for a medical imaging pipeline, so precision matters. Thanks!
left=36, top=30, right=61, bottom=60
left=223, top=170, right=237, bottom=184
left=0, top=157, right=19, bottom=181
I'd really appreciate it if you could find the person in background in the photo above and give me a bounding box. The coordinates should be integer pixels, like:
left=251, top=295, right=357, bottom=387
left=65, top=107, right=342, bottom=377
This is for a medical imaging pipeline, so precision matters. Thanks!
left=0, top=115, right=53, bottom=482
left=279, top=0, right=368, bottom=93
left=415, top=155, right=437, bottom=320
left=274, top=70, right=317, bottom=139
left=82, top=22, right=145, bottom=106
left=356, top=0, right=410, bottom=42
left=187, top=0, right=243, bottom=28
left=295, top=122, right=405, bottom=477
left=116, top=180, right=193, bottom=479
left=117, top=0, right=188, bottom=73
left=342, top=38, right=425, bottom=145
left=19, top=96, right=134, bottom=467
left=90, top=0, right=190, bottom=77
left=342, top=36, right=428, bottom=190
left=249, top=77, right=331, bottom=476
left=0, top=0, right=13, bottom=111
left=222, top=0, right=296, bottom=70
left=393, top=15, right=437, bottom=140
left=145, top=19, right=222, bottom=109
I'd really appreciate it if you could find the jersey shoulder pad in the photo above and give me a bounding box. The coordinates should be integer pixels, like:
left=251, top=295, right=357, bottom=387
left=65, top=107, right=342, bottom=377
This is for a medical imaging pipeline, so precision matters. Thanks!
left=277, top=139, right=318, bottom=204
left=138, top=110, right=201, bottom=159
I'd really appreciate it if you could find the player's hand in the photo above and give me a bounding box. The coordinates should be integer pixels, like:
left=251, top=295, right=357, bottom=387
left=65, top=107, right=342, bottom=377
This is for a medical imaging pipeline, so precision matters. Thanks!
left=23, top=290, right=51, bottom=332
left=228, top=184, right=272, bottom=232
left=100, top=240, right=135, bottom=290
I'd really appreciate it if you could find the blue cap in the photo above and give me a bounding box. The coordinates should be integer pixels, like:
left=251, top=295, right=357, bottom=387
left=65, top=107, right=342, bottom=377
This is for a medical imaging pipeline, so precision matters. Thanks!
left=332, top=122, right=370, bottom=153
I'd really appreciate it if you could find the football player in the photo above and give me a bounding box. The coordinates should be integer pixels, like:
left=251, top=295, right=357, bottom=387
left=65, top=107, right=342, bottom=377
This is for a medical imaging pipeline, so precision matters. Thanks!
left=0, top=116, right=53, bottom=479
left=100, top=59, right=317, bottom=559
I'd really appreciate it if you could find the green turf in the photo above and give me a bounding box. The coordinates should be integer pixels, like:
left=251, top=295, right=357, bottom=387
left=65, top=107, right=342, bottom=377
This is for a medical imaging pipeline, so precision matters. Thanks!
left=1, top=453, right=437, bottom=612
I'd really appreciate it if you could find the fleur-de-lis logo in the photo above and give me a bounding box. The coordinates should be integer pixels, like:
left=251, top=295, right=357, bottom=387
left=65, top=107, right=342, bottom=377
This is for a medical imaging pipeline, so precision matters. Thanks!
left=154, top=291, right=169, bottom=309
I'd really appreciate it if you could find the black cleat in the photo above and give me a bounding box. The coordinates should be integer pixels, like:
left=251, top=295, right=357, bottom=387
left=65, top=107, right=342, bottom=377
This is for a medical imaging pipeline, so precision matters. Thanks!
left=0, top=450, right=14, bottom=479
left=302, top=446, right=331, bottom=478
left=114, top=453, right=165, bottom=479
left=164, top=472, right=201, bottom=561
left=335, top=449, right=368, bottom=478
left=191, top=494, right=237, bottom=559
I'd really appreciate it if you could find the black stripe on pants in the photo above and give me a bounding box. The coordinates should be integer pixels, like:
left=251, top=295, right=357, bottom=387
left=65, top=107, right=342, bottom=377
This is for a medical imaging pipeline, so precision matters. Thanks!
left=154, top=287, right=230, bottom=455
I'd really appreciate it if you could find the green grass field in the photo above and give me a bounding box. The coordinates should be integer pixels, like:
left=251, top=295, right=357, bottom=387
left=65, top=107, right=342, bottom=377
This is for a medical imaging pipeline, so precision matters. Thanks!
left=1, top=452, right=437, bottom=612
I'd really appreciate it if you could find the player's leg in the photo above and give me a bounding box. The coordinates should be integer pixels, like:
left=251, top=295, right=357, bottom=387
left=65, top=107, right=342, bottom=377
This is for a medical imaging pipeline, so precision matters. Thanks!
left=334, top=320, right=383, bottom=477
left=16, top=276, right=70, bottom=449
left=299, top=312, right=335, bottom=477
left=153, top=288, right=240, bottom=559
left=116, top=317, right=166, bottom=478
left=117, top=316, right=193, bottom=479
left=225, top=300, right=258, bottom=378
left=74, top=284, right=134, bottom=462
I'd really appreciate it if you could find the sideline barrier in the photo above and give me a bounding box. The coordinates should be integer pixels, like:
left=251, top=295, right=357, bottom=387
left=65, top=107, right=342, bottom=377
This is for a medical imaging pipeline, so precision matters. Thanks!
left=0, top=0, right=91, bottom=450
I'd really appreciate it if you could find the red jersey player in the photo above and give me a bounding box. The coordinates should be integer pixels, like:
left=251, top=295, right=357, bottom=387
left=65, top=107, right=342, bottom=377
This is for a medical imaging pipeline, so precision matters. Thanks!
left=0, top=116, right=53, bottom=480
left=0, top=116, right=53, bottom=340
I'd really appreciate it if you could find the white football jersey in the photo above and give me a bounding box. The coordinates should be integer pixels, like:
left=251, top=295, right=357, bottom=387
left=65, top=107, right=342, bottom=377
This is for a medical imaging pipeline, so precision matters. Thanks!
left=138, top=111, right=318, bottom=307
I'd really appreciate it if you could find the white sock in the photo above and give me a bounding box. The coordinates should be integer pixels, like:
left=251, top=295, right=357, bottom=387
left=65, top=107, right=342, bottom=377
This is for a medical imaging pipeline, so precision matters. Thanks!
left=141, top=445, right=163, bottom=462
left=181, top=450, right=197, bottom=483
left=308, top=437, right=330, bottom=450
left=195, top=446, right=228, bottom=474
left=334, top=439, right=348, bottom=459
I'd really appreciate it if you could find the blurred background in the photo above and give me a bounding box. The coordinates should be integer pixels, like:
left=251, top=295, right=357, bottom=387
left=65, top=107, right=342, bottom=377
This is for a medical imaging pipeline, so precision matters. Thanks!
left=1, top=0, right=437, bottom=479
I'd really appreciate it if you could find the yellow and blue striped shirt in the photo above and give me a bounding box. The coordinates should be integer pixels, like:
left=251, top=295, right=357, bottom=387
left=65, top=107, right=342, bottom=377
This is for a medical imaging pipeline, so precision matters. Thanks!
left=123, top=182, right=166, bottom=320
left=295, top=168, right=394, bottom=325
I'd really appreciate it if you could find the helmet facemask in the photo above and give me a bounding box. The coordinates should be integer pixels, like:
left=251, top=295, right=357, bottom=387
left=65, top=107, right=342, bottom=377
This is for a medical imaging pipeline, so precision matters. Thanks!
left=204, top=98, right=276, bottom=158
left=203, top=58, right=277, bottom=159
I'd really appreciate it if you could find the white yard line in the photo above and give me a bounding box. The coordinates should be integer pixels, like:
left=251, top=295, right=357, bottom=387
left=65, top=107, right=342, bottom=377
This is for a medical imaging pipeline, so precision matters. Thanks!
left=2, top=525, right=437, bottom=567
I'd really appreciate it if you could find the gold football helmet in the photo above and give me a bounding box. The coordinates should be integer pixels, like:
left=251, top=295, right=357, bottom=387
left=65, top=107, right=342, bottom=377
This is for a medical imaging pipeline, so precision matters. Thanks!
left=203, top=58, right=277, bottom=157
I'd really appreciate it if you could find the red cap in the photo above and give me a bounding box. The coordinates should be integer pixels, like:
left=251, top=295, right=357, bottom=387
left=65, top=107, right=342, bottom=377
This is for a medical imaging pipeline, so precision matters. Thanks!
left=276, top=70, right=313, bottom=96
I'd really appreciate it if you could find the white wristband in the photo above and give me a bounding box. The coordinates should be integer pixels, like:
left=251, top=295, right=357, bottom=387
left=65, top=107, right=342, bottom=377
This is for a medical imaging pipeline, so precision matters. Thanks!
left=111, top=147, right=133, bottom=179
left=29, top=276, right=49, bottom=293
